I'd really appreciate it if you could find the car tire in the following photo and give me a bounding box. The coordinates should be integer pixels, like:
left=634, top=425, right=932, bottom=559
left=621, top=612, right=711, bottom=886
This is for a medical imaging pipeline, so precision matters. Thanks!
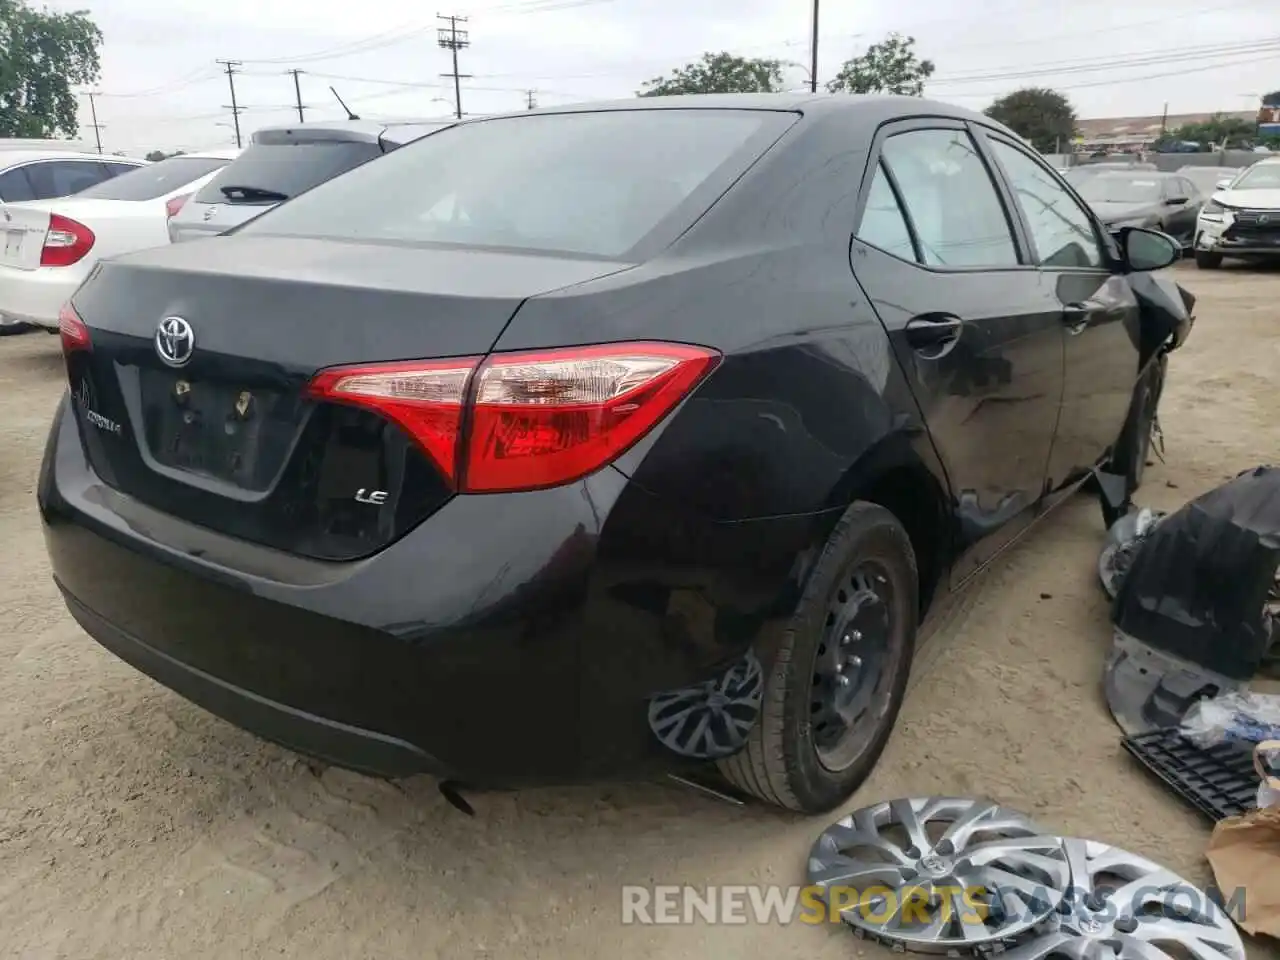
left=717, top=501, right=917, bottom=814
left=1194, top=249, right=1223, bottom=269
left=1109, top=359, right=1163, bottom=497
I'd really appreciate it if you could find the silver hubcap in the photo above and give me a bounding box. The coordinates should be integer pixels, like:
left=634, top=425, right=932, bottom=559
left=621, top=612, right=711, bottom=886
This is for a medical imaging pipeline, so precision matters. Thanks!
left=808, top=797, right=1070, bottom=951
left=998, top=839, right=1245, bottom=960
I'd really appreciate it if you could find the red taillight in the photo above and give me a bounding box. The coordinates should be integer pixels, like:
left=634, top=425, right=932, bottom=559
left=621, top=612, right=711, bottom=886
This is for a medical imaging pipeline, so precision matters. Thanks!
left=58, top=302, right=91, bottom=354
left=306, top=342, right=721, bottom=493
left=165, top=193, right=191, bottom=219
left=41, top=214, right=95, bottom=267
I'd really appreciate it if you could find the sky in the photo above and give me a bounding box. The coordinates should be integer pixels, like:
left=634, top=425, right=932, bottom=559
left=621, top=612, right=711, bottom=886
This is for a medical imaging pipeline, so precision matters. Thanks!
left=41, top=0, right=1279, bottom=155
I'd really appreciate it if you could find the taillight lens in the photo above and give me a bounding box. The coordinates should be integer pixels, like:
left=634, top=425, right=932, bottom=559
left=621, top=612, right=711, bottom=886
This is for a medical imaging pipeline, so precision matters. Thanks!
left=307, top=342, right=720, bottom=493
left=41, top=214, right=95, bottom=267
left=165, top=193, right=191, bottom=219
left=58, top=302, right=91, bottom=354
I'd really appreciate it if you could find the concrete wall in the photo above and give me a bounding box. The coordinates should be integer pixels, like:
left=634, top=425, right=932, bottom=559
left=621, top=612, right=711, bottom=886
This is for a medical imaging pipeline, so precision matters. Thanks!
left=1042, top=150, right=1266, bottom=171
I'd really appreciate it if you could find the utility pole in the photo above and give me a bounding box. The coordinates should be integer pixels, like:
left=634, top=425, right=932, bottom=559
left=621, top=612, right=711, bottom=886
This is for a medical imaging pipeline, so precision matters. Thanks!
left=809, top=0, right=819, bottom=93
left=437, top=14, right=471, bottom=120
left=525, top=89, right=537, bottom=110
left=84, top=92, right=104, bottom=153
left=287, top=69, right=307, bottom=123
left=216, top=59, right=244, bottom=148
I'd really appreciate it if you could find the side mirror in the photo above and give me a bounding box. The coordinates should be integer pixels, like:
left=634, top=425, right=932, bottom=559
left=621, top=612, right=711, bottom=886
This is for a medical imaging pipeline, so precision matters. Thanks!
left=1124, top=227, right=1180, bottom=272
left=1216, top=178, right=1233, bottom=190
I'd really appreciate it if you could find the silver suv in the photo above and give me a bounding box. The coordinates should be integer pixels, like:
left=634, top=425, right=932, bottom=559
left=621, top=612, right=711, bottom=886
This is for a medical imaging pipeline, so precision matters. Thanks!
left=167, top=119, right=453, bottom=243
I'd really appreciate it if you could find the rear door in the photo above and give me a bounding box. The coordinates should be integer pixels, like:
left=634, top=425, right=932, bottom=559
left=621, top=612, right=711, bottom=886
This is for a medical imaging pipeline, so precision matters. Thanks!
left=1162, top=176, right=1199, bottom=244
left=977, top=131, right=1140, bottom=497
left=850, top=119, right=1066, bottom=585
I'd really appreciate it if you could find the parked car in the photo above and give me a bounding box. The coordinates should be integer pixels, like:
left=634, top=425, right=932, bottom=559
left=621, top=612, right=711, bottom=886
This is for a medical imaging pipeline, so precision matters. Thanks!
left=1193, top=156, right=1280, bottom=268
left=1060, top=161, right=1157, bottom=189
left=1176, top=165, right=1247, bottom=201
left=41, top=94, right=1190, bottom=814
left=167, top=119, right=453, bottom=243
left=1074, top=170, right=1202, bottom=249
left=0, top=144, right=145, bottom=203
left=0, top=151, right=237, bottom=335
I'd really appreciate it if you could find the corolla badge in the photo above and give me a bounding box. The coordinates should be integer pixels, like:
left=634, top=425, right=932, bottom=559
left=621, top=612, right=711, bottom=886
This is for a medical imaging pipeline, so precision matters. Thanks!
left=202, top=204, right=220, bottom=221
left=155, top=316, right=195, bottom=367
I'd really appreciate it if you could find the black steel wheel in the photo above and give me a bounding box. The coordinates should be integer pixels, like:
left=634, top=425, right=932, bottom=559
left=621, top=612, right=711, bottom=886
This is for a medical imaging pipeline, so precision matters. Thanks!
left=717, top=501, right=917, bottom=814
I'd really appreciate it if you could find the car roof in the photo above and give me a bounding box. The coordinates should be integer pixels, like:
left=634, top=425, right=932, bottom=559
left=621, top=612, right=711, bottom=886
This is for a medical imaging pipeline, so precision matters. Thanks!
left=165, top=148, right=241, bottom=161
left=474, top=92, right=1001, bottom=127
left=248, top=119, right=452, bottom=145
left=0, top=149, right=145, bottom=165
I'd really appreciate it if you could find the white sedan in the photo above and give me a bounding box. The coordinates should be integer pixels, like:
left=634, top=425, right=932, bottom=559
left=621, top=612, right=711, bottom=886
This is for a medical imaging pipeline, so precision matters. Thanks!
left=0, top=149, right=239, bottom=335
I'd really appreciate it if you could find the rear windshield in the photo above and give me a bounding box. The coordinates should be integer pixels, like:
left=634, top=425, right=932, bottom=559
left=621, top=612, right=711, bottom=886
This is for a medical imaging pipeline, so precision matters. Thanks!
left=237, top=109, right=784, bottom=259
left=74, top=156, right=229, bottom=201
left=194, top=141, right=383, bottom=205
left=1078, top=175, right=1165, bottom=203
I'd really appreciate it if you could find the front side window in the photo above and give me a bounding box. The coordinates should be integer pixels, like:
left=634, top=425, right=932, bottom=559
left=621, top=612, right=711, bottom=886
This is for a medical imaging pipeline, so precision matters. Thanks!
left=988, top=140, right=1104, bottom=269
left=238, top=109, right=789, bottom=259
left=880, top=129, right=1019, bottom=269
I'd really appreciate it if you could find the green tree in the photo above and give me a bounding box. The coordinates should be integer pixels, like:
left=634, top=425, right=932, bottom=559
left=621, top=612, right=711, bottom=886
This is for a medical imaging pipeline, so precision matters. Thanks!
left=638, top=52, right=785, bottom=97
left=0, top=0, right=103, bottom=138
left=1170, top=113, right=1256, bottom=147
left=827, top=33, right=934, bottom=96
left=984, top=88, right=1077, bottom=153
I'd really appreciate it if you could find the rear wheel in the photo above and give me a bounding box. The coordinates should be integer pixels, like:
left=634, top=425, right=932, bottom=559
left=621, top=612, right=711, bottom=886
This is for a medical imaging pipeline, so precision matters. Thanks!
left=717, top=502, right=917, bottom=813
left=1194, top=249, right=1223, bottom=269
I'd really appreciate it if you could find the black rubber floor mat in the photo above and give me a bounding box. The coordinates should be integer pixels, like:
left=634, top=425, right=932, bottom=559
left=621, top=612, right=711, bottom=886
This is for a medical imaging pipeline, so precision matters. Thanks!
left=1122, top=727, right=1261, bottom=821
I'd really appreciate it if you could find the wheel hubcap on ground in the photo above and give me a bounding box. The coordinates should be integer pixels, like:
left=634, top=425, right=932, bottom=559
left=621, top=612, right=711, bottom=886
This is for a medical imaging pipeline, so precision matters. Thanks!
left=810, top=562, right=896, bottom=771
left=807, top=798, right=1070, bottom=952
left=997, top=839, right=1245, bottom=960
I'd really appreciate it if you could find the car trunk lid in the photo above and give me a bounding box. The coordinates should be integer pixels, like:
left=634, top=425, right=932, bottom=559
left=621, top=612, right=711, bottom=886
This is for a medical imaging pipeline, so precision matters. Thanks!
left=66, top=235, right=629, bottom=559
left=0, top=202, right=51, bottom=271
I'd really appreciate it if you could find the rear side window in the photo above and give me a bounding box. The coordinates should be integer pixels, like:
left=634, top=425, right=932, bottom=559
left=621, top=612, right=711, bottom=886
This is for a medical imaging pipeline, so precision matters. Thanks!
left=193, top=142, right=382, bottom=205
left=881, top=129, right=1019, bottom=269
left=856, top=163, right=917, bottom=262
left=238, top=109, right=786, bottom=259
left=0, top=166, right=34, bottom=202
left=75, top=156, right=228, bottom=200
left=23, top=160, right=110, bottom=199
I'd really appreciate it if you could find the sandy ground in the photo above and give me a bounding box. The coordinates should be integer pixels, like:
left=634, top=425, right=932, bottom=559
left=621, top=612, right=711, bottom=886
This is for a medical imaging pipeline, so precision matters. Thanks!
left=1, top=262, right=1278, bottom=960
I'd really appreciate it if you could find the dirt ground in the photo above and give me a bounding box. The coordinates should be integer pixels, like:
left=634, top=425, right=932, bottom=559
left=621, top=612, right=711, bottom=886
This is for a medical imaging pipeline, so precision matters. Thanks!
left=1, top=262, right=1278, bottom=960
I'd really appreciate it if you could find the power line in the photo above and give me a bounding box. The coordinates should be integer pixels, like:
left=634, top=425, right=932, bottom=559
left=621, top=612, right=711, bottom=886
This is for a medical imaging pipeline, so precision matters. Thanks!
left=437, top=14, right=471, bottom=121
left=216, top=59, right=244, bottom=148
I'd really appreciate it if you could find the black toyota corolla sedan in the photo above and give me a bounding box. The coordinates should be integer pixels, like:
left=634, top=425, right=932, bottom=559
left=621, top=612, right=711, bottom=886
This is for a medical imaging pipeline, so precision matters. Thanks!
left=40, top=94, right=1193, bottom=814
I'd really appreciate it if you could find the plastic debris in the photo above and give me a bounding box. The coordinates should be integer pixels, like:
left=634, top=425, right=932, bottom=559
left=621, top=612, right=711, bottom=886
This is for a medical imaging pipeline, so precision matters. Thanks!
left=1099, top=506, right=1167, bottom=600
left=1180, top=690, right=1280, bottom=748
left=1111, top=465, right=1280, bottom=682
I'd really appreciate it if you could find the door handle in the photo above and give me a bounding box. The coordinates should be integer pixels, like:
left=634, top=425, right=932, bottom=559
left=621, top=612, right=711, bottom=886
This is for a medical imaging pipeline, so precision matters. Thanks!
left=904, top=313, right=964, bottom=358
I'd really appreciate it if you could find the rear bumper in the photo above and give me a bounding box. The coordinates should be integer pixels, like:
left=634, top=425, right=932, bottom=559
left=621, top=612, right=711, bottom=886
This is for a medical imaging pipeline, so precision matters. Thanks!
left=40, top=393, right=820, bottom=784
left=0, top=264, right=82, bottom=329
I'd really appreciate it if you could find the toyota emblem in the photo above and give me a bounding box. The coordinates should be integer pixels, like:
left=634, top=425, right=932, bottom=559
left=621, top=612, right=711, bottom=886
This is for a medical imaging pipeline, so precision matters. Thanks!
left=1260, top=214, right=1271, bottom=225
left=155, top=316, right=195, bottom=367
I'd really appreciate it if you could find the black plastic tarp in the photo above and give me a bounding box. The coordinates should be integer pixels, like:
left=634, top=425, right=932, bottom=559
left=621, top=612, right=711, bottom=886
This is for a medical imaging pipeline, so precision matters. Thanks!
left=1112, top=465, right=1280, bottom=681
